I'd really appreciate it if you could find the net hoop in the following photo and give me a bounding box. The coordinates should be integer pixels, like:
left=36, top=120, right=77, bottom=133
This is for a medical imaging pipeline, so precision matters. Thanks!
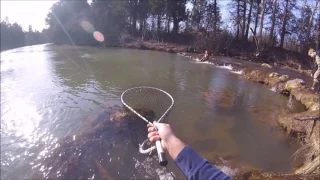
left=121, top=86, right=174, bottom=154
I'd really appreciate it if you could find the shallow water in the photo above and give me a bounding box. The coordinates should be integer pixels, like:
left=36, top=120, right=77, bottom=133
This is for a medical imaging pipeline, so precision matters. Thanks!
left=1, top=44, right=304, bottom=179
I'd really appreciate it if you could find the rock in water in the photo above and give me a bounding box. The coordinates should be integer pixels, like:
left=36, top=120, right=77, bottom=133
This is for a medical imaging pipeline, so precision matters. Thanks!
left=261, top=63, right=272, bottom=68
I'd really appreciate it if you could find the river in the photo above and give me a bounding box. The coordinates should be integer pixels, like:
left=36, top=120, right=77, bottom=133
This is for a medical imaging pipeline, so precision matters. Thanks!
left=1, top=44, right=304, bottom=179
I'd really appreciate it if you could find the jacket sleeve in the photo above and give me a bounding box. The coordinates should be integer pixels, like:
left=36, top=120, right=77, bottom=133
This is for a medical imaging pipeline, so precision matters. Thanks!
left=174, top=146, right=232, bottom=180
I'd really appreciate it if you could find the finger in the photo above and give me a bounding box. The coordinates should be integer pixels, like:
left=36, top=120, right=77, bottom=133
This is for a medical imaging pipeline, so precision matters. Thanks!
left=153, top=121, right=159, bottom=128
left=147, top=131, right=158, bottom=139
left=148, top=126, right=157, bottom=133
left=147, top=123, right=153, bottom=128
left=149, top=136, right=161, bottom=143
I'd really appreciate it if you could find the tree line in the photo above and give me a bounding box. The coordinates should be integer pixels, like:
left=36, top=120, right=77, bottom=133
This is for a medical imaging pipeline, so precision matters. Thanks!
left=44, top=0, right=319, bottom=55
left=0, top=18, right=48, bottom=51
left=1, top=0, right=319, bottom=56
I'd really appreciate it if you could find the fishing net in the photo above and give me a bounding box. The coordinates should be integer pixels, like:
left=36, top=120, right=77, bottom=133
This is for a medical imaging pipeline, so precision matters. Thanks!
left=121, top=87, right=174, bottom=155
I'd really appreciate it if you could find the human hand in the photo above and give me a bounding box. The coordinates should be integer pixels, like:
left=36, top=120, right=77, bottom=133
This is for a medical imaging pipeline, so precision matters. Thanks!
left=147, top=122, right=174, bottom=151
left=147, top=121, right=186, bottom=159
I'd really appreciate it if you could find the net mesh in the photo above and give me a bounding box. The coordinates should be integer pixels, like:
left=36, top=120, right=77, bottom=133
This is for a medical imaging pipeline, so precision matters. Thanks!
left=121, top=87, right=173, bottom=149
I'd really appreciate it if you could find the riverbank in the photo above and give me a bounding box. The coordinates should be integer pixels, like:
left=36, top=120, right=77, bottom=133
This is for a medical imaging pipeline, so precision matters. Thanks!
left=123, top=40, right=320, bottom=178
left=174, top=52, right=319, bottom=179
left=124, top=40, right=314, bottom=77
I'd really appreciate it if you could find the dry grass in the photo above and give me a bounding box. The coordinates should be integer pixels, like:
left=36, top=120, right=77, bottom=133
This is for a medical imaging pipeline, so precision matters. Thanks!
left=294, top=138, right=320, bottom=175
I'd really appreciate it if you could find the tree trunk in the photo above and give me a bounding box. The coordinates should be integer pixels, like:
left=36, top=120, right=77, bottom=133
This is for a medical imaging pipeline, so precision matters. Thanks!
left=253, top=1, right=260, bottom=36
left=316, top=11, right=320, bottom=52
left=157, top=14, right=161, bottom=33
left=245, top=0, right=253, bottom=41
left=139, top=19, right=143, bottom=33
left=213, top=0, right=217, bottom=38
left=236, top=0, right=240, bottom=40
left=269, top=0, right=277, bottom=45
left=242, top=1, right=247, bottom=40
left=167, top=15, right=170, bottom=33
left=172, top=17, right=179, bottom=34
left=306, top=0, right=319, bottom=46
left=132, top=14, right=137, bottom=35
left=279, top=0, right=289, bottom=48
left=131, top=0, right=137, bottom=35
left=258, top=0, right=267, bottom=44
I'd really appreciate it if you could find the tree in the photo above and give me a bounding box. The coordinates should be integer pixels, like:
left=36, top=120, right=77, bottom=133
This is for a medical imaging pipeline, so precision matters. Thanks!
left=253, top=0, right=261, bottom=36
left=1, top=18, right=25, bottom=51
left=316, top=12, right=320, bottom=52
left=278, top=0, right=296, bottom=48
left=236, top=0, right=240, bottom=40
left=227, top=0, right=241, bottom=40
left=128, top=0, right=138, bottom=34
left=137, top=0, right=149, bottom=33
left=206, top=0, right=221, bottom=37
left=258, top=0, right=266, bottom=44
left=269, top=0, right=278, bottom=45
left=191, top=0, right=207, bottom=30
left=167, top=0, right=187, bottom=34
left=241, top=0, right=247, bottom=40
left=245, top=0, right=254, bottom=41
left=294, top=0, right=312, bottom=51
left=150, top=0, right=165, bottom=32
left=306, top=0, right=319, bottom=47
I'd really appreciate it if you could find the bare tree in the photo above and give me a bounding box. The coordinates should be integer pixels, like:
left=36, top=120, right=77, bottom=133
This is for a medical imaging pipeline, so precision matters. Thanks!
left=245, top=0, right=253, bottom=41
left=258, top=0, right=267, bottom=44
left=236, top=0, right=240, bottom=40
left=253, top=0, right=261, bottom=36
left=317, top=10, right=320, bottom=52
left=306, top=0, right=319, bottom=45
left=241, top=0, right=247, bottom=39
left=279, top=0, right=289, bottom=48
left=269, top=0, right=278, bottom=45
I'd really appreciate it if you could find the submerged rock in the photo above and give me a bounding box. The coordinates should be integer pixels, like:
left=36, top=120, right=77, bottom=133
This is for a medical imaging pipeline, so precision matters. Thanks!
left=202, top=88, right=236, bottom=108
left=31, top=106, right=152, bottom=179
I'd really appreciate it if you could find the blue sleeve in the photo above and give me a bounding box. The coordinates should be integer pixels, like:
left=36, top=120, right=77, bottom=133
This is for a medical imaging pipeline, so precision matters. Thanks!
left=174, top=146, right=232, bottom=180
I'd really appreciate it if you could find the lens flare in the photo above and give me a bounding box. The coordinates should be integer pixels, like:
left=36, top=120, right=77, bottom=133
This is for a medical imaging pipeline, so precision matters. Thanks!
left=93, top=31, right=104, bottom=42
left=81, top=21, right=95, bottom=33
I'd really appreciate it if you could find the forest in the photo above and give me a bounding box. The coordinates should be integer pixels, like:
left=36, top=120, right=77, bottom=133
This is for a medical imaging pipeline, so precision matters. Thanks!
left=0, top=18, right=48, bottom=51
left=1, top=0, right=319, bottom=62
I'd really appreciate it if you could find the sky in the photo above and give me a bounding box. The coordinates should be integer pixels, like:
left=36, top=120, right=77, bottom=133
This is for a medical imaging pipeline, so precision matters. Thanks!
left=1, top=0, right=59, bottom=31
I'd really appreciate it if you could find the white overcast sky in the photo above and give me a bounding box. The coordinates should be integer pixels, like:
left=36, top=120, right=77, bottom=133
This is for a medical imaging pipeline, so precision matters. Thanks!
left=1, top=0, right=59, bottom=31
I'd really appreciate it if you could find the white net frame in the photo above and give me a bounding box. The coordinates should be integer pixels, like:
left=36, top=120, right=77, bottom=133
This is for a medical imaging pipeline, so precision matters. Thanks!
left=121, top=87, right=174, bottom=154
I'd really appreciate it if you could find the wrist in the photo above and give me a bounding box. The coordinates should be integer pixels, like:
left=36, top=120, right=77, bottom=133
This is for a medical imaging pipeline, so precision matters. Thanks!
left=165, top=135, right=186, bottom=159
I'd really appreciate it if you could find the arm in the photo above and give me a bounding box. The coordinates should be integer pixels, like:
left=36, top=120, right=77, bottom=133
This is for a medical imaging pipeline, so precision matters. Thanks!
left=174, top=146, right=231, bottom=180
left=148, top=122, right=232, bottom=180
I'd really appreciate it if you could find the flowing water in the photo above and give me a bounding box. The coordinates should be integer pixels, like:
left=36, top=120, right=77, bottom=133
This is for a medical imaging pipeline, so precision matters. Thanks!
left=1, top=44, right=305, bottom=179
